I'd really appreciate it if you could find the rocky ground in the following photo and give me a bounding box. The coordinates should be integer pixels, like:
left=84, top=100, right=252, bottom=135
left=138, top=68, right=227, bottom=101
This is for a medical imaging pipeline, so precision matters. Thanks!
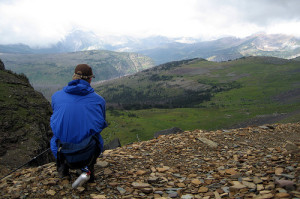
left=0, top=122, right=299, bottom=199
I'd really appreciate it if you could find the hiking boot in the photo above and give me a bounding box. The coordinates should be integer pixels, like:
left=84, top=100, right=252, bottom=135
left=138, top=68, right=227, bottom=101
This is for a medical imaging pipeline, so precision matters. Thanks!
left=88, top=172, right=95, bottom=183
left=88, top=164, right=95, bottom=183
left=58, top=163, right=70, bottom=178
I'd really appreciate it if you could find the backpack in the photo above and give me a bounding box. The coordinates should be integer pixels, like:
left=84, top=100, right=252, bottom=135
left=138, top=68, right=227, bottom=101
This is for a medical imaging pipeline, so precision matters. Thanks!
left=56, top=134, right=101, bottom=169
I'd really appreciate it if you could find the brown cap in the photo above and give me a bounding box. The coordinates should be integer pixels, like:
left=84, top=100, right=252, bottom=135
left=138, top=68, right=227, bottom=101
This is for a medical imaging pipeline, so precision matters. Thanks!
left=72, top=64, right=95, bottom=80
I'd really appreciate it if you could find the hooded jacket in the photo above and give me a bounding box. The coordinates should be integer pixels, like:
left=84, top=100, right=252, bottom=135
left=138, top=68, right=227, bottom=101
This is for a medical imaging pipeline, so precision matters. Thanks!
left=50, top=79, right=107, bottom=158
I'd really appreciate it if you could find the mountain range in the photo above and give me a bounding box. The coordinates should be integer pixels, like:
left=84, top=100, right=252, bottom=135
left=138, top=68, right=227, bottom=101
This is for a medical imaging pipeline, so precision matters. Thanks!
left=0, top=30, right=181, bottom=54
left=139, top=33, right=300, bottom=64
left=0, top=30, right=299, bottom=64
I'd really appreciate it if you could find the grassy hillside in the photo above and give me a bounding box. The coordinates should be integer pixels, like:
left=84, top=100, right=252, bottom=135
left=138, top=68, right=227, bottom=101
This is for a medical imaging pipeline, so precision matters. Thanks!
left=0, top=50, right=154, bottom=100
left=96, top=56, right=300, bottom=145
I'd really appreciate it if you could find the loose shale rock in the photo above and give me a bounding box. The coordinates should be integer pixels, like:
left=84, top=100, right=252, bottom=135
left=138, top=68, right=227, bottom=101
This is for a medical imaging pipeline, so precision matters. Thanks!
left=0, top=122, right=299, bottom=198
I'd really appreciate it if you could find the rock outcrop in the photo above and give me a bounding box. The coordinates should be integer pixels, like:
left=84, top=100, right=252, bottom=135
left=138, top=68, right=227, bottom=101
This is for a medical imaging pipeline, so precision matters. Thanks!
left=154, top=127, right=184, bottom=138
left=0, top=59, right=4, bottom=70
left=0, top=59, right=53, bottom=176
left=0, top=123, right=299, bottom=198
left=104, top=138, right=122, bottom=151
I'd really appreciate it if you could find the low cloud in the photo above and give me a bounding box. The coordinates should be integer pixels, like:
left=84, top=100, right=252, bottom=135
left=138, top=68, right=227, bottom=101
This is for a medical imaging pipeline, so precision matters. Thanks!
left=0, top=0, right=299, bottom=47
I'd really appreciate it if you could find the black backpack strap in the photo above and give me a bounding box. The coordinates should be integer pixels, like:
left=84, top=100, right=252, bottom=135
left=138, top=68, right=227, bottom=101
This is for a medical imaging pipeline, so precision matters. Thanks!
left=56, top=139, right=64, bottom=168
left=92, top=134, right=100, bottom=145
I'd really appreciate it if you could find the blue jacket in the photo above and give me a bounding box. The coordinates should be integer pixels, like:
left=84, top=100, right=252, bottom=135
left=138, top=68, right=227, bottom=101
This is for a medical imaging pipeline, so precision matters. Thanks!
left=50, top=79, right=107, bottom=158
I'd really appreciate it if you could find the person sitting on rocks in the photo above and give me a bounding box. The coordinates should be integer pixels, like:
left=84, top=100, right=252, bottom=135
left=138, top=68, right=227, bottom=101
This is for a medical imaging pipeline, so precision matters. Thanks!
left=50, top=64, right=107, bottom=182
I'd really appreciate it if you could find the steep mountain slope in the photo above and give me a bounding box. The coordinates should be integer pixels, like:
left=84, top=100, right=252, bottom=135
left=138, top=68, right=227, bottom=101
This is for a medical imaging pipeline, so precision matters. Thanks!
left=0, top=122, right=299, bottom=198
left=0, top=59, right=53, bottom=176
left=0, top=50, right=154, bottom=100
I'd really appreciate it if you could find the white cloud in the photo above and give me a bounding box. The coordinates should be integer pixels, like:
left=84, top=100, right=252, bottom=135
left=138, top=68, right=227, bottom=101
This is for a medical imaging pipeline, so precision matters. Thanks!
left=0, top=0, right=73, bottom=46
left=266, top=20, right=300, bottom=36
left=0, top=0, right=299, bottom=47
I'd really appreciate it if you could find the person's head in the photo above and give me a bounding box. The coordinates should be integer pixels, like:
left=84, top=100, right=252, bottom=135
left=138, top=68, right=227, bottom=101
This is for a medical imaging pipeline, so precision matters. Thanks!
left=72, top=64, right=95, bottom=83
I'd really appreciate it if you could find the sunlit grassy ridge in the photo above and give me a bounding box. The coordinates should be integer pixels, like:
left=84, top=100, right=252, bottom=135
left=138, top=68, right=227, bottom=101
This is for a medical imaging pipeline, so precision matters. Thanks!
left=97, top=56, right=300, bottom=145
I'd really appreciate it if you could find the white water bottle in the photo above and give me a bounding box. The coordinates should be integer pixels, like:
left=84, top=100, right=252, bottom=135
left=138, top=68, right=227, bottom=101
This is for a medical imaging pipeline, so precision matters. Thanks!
left=72, top=171, right=90, bottom=188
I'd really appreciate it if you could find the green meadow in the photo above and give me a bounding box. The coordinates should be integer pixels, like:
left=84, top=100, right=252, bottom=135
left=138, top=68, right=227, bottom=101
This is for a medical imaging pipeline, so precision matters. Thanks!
left=101, top=104, right=299, bottom=146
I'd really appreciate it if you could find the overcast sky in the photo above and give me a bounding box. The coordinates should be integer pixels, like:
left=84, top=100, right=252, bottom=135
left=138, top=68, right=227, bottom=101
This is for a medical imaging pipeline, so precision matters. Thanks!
left=0, top=0, right=300, bottom=47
